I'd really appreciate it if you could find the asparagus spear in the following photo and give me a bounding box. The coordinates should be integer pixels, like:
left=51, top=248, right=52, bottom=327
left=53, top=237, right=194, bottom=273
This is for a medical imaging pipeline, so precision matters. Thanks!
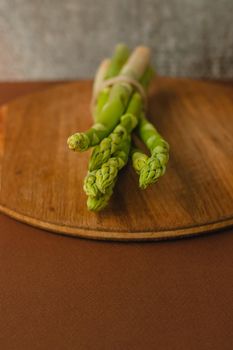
left=132, top=114, right=169, bottom=189
left=67, top=46, right=151, bottom=152
left=93, top=44, right=130, bottom=121
left=85, top=65, right=154, bottom=209
left=89, top=93, right=142, bottom=171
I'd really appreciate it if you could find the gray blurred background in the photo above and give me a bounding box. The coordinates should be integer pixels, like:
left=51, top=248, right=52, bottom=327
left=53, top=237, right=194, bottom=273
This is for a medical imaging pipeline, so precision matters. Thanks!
left=0, top=0, right=232, bottom=80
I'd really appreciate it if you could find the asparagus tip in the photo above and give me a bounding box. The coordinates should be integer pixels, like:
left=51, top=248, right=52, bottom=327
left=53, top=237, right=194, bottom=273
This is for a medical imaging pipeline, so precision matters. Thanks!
left=87, top=196, right=109, bottom=211
left=67, top=133, right=89, bottom=152
left=139, top=158, right=164, bottom=189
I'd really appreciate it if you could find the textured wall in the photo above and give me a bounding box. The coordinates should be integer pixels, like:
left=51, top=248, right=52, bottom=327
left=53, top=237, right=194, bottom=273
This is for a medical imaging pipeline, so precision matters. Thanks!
left=0, top=0, right=232, bottom=80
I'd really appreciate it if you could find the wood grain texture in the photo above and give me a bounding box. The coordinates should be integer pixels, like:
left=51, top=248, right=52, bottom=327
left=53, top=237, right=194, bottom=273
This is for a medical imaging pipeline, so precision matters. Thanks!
left=0, top=78, right=232, bottom=241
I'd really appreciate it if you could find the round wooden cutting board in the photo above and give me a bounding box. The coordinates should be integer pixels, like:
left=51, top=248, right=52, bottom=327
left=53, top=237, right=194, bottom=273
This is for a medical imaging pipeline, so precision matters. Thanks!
left=0, top=78, right=232, bottom=241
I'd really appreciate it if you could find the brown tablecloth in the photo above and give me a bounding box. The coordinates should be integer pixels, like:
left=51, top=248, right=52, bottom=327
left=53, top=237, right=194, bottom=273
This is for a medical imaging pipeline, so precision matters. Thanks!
left=0, top=82, right=233, bottom=350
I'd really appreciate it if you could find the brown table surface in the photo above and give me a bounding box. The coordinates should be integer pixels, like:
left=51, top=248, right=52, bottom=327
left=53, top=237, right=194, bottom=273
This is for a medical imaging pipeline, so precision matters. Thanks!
left=0, top=82, right=233, bottom=350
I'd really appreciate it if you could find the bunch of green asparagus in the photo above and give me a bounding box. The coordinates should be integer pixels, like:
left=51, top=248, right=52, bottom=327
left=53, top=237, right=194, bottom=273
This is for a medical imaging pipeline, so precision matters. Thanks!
left=67, top=44, right=169, bottom=211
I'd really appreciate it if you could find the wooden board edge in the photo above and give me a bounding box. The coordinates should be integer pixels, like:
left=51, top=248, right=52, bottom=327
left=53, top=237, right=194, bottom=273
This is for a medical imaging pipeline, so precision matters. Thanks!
left=0, top=104, right=8, bottom=153
left=1, top=205, right=232, bottom=242
left=0, top=105, right=8, bottom=191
